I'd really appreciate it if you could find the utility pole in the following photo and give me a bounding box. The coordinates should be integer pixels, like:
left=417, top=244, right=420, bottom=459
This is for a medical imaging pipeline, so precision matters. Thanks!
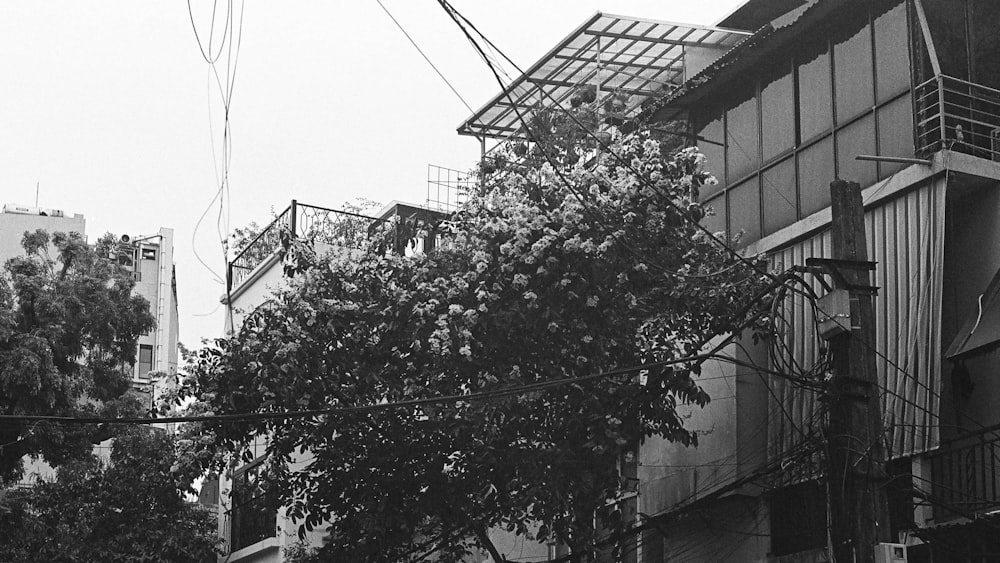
left=822, top=180, right=891, bottom=563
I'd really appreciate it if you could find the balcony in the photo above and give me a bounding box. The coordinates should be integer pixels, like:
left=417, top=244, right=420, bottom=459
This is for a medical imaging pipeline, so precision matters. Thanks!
left=925, top=424, right=1000, bottom=520
left=226, top=200, right=382, bottom=292
left=916, top=75, right=1000, bottom=161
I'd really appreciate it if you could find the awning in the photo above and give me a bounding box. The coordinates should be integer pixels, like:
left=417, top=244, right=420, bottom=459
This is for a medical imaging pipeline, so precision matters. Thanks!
left=946, top=266, right=1000, bottom=359
left=457, top=12, right=749, bottom=140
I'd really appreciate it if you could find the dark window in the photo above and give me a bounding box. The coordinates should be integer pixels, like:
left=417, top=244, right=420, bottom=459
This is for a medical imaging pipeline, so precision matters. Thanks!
left=728, top=176, right=761, bottom=245
left=833, top=11, right=875, bottom=123
left=762, top=158, right=797, bottom=236
left=231, top=461, right=278, bottom=552
left=877, top=94, right=916, bottom=178
left=770, top=481, right=827, bottom=556
left=836, top=114, right=877, bottom=187
left=797, top=39, right=833, bottom=142
left=874, top=0, right=911, bottom=101
left=798, top=136, right=835, bottom=217
left=726, top=89, right=760, bottom=183
left=702, top=193, right=727, bottom=237
left=141, top=248, right=157, bottom=260
left=695, top=112, right=726, bottom=197
left=761, top=65, right=796, bottom=163
left=138, top=344, right=153, bottom=378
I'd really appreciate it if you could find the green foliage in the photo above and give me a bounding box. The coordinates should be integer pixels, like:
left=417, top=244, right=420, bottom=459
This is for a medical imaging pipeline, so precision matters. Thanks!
left=0, top=230, right=156, bottom=483
left=0, top=427, right=220, bottom=562
left=179, top=113, right=767, bottom=561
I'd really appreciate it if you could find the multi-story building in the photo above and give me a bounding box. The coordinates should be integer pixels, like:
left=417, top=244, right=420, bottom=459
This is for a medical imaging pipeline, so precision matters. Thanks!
left=0, top=204, right=180, bottom=408
left=458, top=1, right=1000, bottom=561
left=217, top=200, right=444, bottom=561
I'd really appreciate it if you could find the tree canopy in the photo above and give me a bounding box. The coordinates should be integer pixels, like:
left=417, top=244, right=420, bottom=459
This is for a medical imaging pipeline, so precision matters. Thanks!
left=180, top=110, right=767, bottom=561
left=0, top=230, right=155, bottom=483
left=0, top=426, right=220, bottom=562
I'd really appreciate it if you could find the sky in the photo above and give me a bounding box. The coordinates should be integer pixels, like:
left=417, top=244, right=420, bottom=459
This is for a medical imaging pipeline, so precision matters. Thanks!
left=0, top=0, right=746, bottom=349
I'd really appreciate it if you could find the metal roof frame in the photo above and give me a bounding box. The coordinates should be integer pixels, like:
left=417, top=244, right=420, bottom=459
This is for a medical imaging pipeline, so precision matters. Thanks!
left=457, top=12, right=750, bottom=140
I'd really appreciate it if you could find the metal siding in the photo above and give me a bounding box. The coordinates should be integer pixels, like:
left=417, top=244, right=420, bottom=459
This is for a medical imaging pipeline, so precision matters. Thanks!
left=767, top=180, right=945, bottom=460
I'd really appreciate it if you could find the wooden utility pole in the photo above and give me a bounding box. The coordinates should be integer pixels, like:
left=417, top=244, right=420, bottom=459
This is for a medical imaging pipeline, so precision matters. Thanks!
left=825, top=180, right=891, bottom=563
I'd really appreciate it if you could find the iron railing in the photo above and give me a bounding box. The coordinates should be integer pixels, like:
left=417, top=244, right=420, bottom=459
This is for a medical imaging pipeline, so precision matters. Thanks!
left=426, top=164, right=473, bottom=212
left=227, top=200, right=382, bottom=292
left=915, top=74, right=1000, bottom=161
left=925, top=424, right=1000, bottom=518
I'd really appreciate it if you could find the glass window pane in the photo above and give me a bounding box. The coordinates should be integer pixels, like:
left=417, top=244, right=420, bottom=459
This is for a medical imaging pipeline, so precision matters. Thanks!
left=728, top=176, right=761, bottom=246
left=726, top=89, right=760, bottom=183
left=798, top=40, right=833, bottom=142
left=834, top=12, right=875, bottom=123
left=874, top=0, right=911, bottom=101
left=798, top=137, right=835, bottom=217
left=762, top=158, right=797, bottom=236
left=877, top=94, right=916, bottom=178
left=702, top=193, right=727, bottom=238
left=837, top=114, right=877, bottom=187
left=695, top=111, right=726, bottom=197
left=761, top=65, right=796, bottom=162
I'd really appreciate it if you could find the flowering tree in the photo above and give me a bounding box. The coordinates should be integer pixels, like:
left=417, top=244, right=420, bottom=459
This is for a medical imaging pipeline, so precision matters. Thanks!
left=180, top=112, right=766, bottom=561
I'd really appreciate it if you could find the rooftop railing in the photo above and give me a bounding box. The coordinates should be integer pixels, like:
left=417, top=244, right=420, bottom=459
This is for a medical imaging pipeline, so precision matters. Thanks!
left=226, top=200, right=382, bottom=292
left=925, top=423, right=1000, bottom=520
left=916, top=74, right=1000, bottom=161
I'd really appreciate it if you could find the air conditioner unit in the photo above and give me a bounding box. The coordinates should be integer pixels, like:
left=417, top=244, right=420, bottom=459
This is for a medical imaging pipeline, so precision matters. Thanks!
left=874, top=543, right=907, bottom=563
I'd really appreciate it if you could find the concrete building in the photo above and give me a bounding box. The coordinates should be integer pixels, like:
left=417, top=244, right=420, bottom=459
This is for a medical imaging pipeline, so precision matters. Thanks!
left=457, top=0, right=1000, bottom=561
left=216, top=200, right=443, bottom=561
left=0, top=204, right=180, bottom=406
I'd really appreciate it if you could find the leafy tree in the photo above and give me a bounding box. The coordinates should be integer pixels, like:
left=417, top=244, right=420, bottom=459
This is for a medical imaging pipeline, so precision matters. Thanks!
left=180, top=111, right=766, bottom=561
left=0, top=426, right=220, bottom=562
left=0, top=230, right=155, bottom=483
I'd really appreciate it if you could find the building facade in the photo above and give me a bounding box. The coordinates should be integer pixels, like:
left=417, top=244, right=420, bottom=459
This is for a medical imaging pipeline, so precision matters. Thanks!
left=0, top=205, right=180, bottom=411
left=458, top=1, right=1000, bottom=561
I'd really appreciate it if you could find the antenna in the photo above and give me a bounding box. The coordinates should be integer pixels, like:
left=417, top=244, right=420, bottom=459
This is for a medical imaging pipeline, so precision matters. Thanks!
left=35, top=181, right=39, bottom=207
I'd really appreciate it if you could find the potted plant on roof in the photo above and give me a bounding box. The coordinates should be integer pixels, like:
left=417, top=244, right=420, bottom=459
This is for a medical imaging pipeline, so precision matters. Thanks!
left=569, top=84, right=597, bottom=108
left=603, top=91, right=629, bottom=126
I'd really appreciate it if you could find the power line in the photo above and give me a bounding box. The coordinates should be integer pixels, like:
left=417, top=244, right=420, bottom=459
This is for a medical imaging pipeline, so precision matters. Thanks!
left=0, top=350, right=726, bottom=426
left=375, top=0, right=474, bottom=113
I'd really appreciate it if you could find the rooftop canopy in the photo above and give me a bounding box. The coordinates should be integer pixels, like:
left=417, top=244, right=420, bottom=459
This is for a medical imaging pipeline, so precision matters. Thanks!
left=457, top=12, right=750, bottom=140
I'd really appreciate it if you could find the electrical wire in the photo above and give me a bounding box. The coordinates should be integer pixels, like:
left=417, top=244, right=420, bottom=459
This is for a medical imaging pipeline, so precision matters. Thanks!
left=374, top=0, right=474, bottom=114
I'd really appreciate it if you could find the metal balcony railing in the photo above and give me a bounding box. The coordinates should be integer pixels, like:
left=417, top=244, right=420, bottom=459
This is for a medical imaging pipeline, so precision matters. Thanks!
left=915, top=75, right=1000, bottom=161
left=925, top=424, right=1000, bottom=518
left=226, top=200, right=382, bottom=292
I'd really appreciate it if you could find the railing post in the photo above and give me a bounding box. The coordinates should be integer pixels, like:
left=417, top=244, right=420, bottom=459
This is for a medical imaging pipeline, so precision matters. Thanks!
left=938, top=75, right=947, bottom=150
left=290, top=199, right=298, bottom=238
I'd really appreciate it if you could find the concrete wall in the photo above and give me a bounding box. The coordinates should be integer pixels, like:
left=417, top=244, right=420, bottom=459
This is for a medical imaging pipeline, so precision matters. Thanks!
left=0, top=208, right=86, bottom=260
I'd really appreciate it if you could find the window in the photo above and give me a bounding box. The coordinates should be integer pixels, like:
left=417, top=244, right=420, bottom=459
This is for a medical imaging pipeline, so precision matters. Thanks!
left=770, top=481, right=827, bottom=556
left=761, top=65, right=796, bottom=163
left=726, top=89, right=760, bottom=183
left=833, top=11, right=874, bottom=123
left=797, top=39, right=833, bottom=142
left=728, top=176, right=761, bottom=245
left=141, top=247, right=157, bottom=260
left=762, top=158, right=797, bottom=236
left=137, top=344, right=153, bottom=378
left=798, top=137, right=835, bottom=217
left=695, top=111, right=726, bottom=197
left=836, top=114, right=877, bottom=187
left=230, top=460, right=278, bottom=552
left=874, top=0, right=911, bottom=101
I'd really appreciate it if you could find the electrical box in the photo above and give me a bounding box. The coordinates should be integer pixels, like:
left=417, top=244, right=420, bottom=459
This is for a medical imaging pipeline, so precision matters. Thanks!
left=817, top=289, right=852, bottom=340
left=874, top=543, right=907, bottom=563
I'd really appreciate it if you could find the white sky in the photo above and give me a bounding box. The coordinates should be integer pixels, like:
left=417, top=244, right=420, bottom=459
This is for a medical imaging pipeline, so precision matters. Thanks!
left=0, top=1, right=746, bottom=348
